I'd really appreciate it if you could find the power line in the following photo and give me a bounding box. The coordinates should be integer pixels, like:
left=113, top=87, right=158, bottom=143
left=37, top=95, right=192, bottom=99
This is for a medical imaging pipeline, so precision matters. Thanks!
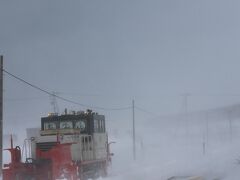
left=3, top=69, right=131, bottom=111
left=135, top=106, right=159, bottom=117
left=4, top=97, right=47, bottom=102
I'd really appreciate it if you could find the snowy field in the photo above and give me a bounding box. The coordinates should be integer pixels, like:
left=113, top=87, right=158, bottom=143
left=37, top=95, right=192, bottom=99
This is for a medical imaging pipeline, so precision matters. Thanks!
left=103, top=136, right=240, bottom=180
left=102, top=114, right=240, bottom=180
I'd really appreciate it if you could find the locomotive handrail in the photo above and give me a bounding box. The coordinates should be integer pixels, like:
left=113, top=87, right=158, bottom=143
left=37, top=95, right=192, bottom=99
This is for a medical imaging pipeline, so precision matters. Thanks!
left=21, top=138, right=32, bottom=162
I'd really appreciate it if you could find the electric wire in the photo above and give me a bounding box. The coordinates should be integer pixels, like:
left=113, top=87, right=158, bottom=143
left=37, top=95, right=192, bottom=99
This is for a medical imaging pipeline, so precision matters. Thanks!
left=3, top=69, right=131, bottom=111
left=135, top=106, right=160, bottom=117
left=4, top=97, right=47, bottom=102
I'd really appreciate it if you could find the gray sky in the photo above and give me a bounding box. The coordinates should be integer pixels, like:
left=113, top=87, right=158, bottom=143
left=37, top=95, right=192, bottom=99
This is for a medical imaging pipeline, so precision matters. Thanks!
left=1, top=0, right=240, bottom=134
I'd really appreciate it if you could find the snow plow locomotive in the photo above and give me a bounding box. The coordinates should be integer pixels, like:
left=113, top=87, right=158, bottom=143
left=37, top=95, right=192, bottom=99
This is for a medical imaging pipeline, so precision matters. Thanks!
left=3, top=109, right=113, bottom=180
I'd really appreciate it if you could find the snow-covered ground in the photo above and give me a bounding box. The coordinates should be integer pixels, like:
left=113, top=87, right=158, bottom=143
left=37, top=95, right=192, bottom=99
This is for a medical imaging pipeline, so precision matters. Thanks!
left=103, top=115, right=240, bottom=180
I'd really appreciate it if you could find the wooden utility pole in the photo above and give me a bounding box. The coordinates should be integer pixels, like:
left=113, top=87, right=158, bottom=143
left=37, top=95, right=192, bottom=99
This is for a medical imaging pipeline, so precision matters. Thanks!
left=228, top=110, right=233, bottom=142
left=132, top=100, right=136, bottom=161
left=182, top=93, right=190, bottom=140
left=0, top=56, right=3, bottom=175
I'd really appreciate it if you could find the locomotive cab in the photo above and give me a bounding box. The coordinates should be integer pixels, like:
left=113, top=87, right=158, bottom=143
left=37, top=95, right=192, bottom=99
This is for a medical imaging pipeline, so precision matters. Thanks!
left=40, top=109, right=105, bottom=136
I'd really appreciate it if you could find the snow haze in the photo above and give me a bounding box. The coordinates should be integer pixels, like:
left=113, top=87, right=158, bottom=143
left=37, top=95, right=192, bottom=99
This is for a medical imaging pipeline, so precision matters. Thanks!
left=1, top=0, right=240, bottom=179
left=104, top=108, right=240, bottom=180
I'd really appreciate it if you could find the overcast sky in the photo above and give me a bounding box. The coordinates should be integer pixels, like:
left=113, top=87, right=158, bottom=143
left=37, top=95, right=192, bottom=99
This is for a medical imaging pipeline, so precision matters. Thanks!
left=1, top=0, right=240, bottom=134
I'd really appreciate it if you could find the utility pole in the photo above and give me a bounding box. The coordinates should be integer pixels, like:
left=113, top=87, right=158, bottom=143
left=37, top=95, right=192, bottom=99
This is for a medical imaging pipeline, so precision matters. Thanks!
left=0, top=56, right=3, bottom=175
left=132, top=99, right=136, bottom=161
left=50, top=91, right=59, bottom=114
left=205, top=111, right=209, bottom=145
left=182, top=93, right=190, bottom=140
left=228, top=110, right=232, bottom=142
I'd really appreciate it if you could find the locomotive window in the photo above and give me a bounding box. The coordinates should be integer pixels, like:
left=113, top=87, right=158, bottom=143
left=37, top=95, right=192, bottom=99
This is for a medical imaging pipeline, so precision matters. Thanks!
left=103, top=120, right=105, bottom=132
left=75, top=120, right=86, bottom=131
left=100, top=120, right=103, bottom=132
left=60, top=121, right=73, bottom=129
left=44, top=122, right=57, bottom=130
left=94, top=119, right=99, bottom=132
left=100, top=119, right=105, bottom=132
left=94, top=118, right=105, bottom=132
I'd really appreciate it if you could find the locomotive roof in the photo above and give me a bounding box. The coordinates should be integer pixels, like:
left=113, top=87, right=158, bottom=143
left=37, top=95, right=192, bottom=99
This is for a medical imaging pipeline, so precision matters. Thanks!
left=41, top=113, right=104, bottom=122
